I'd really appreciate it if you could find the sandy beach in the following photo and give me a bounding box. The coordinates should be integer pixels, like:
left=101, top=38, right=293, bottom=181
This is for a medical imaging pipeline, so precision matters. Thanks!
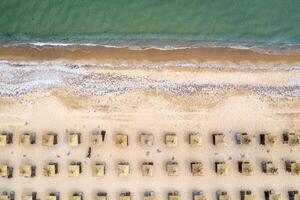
left=0, top=46, right=299, bottom=199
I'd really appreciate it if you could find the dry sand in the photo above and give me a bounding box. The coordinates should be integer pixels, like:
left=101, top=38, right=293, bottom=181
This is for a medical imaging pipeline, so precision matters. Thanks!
left=0, top=46, right=299, bottom=200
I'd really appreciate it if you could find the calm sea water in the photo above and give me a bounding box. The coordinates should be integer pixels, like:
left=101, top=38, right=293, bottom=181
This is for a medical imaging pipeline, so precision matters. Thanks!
left=0, top=0, right=299, bottom=49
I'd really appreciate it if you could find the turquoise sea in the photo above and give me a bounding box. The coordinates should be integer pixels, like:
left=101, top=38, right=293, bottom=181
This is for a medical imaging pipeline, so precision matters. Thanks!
left=0, top=0, right=299, bottom=50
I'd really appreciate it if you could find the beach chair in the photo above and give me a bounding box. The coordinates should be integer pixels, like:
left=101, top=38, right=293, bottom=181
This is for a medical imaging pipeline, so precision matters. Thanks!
left=215, top=161, right=229, bottom=175
left=288, top=191, right=300, bottom=200
left=283, top=133, right=300, bottom=146
left=0, top=134, right=7, bottom=146
left=115, top=134, right=129, bottom=148
left=285, top=160, right=300, bottom=175
left=213, top=133, right=227, bottom=146
left=240, top=191, right=256, bottom=200
left=0, top=164, right=8, bottom=178
left=236, top=132, right=252, bottom=145
left=22, top=192, right=37, bottom=200
left=0, top=132, right=13, bottom=146
left=168, top=191, right=180, bottom=200
left=238, top=161, right=254, bottom=176
left=45, top=192, right=60, bottom=200
left=165, top=133, right=178, bottom=148
left=91, top=130, right=106, bottom=146
left=191, top=162, right=204, bottom=176
left=216, top=191, right=231, bottom=200
left=95, top=193, right=107, bottom=200
left=0, top=164, right=13, bottom=179
left=117, top=162, right=130, bottom=177
left=260, top=133, right=276, bottom=146
left=0, top=191, right=15, bottom=200
left=43, top=162, right=58, bottom=177
left=189, top=133, right=202, bottom=147
left=193, top=191, right=206, bottom=200
left=119, top=192, right=131, bottom=200
left=69, top=192, right=83, bottom=200
left=144, top=191, right=155, bottom=200
left=19, top=164, right=36, bottom=178
left=92, top=163, right=106, bottom=177
left=140, top=133, right=154, bottom=147
left=42, top=133, right=58, bottom=147
left=141, top=162, right=154, bottom=176
left=19, top=132, right=36, bottom=146
left=68, top=161, right=82, bottom=177
left=0, top=191, right=10, bottom=200
left=261, top=161, right=278, bottom=175
left=67, top=132, right=81, bottom=147
left=166, top=161, right=179, bottom=176
left=264, top=190, right=281, bottom=200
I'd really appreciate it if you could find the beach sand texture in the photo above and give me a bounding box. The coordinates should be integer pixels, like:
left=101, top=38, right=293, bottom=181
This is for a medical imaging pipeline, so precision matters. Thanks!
left=0, top=46, right=299, bottom=199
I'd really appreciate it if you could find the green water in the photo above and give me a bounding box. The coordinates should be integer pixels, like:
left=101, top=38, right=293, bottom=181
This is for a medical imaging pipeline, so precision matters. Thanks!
left=0, top=0, right=299, bottom=47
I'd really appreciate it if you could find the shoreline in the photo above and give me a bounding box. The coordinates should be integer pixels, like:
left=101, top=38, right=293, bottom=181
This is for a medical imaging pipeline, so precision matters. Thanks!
left=0, top=45, right=299, bottom=67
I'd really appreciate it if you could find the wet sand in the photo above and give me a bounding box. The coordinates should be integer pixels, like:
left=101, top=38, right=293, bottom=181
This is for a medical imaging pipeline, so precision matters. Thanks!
left=0, top=45, right=299, bottom=67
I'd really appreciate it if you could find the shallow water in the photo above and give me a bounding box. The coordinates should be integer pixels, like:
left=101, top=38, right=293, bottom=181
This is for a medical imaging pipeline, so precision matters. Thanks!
left=0, top=0, right=299, bottom=49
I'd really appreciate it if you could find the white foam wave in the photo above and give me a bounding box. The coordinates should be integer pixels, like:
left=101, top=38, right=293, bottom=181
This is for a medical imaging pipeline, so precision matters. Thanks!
left=0, top=59, right=299, bottom=72
left=2, top=41, right=299, bottom=55
left=0, top=60, right=299, bottom=97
